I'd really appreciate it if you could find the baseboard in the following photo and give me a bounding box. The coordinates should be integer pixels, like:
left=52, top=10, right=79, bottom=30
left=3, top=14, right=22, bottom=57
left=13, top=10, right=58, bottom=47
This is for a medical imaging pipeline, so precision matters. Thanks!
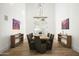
left=73, top=46, right=79, bottom=53
left=0, top=46, right=10, bottom=53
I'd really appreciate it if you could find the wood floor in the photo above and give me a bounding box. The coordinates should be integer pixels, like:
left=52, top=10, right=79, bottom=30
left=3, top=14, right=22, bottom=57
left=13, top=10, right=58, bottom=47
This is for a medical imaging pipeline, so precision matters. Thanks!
left=2, top=39, right=79, bottom=56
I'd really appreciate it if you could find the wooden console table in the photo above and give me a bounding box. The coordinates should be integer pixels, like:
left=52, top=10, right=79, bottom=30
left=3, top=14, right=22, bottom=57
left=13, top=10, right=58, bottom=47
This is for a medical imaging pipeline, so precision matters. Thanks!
left=10, top=33, right=23, bottom=48
left=58, top=34, right=72, bottom=48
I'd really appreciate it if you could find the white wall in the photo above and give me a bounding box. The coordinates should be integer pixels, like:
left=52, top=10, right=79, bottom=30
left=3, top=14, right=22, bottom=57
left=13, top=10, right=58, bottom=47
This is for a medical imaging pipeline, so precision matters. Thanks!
left=25, top=3, right=55, bottom=34
left=0, top=3, right=26, bottom=53
left=55, top=3, right=79, bottom=52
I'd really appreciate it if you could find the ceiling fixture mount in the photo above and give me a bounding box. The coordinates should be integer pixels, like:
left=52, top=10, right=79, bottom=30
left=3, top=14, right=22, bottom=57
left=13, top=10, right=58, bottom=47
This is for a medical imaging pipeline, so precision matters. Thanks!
left=33, top=3, right=47, bottom=19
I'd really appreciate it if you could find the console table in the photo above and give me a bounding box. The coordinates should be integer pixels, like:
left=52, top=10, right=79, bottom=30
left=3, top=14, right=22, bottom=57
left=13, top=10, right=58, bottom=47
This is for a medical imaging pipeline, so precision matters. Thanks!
left=58, top=34, right=72, bottom=48
left=10, top=33, right=23, bottom=48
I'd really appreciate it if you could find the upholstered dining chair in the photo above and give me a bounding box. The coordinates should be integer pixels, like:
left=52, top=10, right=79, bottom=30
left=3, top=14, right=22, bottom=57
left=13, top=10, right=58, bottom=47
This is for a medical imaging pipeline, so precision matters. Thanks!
left=34, top=36, right=41, bottom=52
left=34, top=36, right=47, bottom=53
left=47, top=34, right=54, bottom=50
left=27, top=34, right=35, bottom=50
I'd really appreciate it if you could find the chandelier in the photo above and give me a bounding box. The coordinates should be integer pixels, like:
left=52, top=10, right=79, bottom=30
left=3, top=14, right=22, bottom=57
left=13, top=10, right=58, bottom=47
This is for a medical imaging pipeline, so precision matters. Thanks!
left=33, top=3, right=47, bottom=36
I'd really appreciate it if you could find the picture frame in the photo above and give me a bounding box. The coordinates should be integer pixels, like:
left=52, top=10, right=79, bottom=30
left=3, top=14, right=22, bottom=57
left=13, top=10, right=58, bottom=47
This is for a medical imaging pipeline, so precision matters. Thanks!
left=62, top=18, right=69, bottom=29
left=12, top=18, right=20, bottom=30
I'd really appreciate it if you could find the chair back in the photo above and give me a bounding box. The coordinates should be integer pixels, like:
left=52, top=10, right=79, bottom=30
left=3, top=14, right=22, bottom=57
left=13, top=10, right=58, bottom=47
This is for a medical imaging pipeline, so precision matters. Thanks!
left=29, top=33, right=33, bottom=38
left=47, top=33, right=50, bottom=37
left=27, top=35, right=30, bottom=43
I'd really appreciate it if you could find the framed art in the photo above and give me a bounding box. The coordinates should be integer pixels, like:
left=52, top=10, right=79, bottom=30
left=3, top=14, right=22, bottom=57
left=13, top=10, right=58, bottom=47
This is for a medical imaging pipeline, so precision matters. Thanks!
left=12, top=18, right=20, bottom=30
left=62, top=18, right=69, bottom=29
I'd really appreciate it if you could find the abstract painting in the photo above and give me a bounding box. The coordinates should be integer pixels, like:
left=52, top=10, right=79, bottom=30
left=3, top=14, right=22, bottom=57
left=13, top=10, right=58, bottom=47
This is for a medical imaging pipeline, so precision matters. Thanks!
left=62, top=18, right=69, bottom=29
left=12, top=18, right=20, bottom=30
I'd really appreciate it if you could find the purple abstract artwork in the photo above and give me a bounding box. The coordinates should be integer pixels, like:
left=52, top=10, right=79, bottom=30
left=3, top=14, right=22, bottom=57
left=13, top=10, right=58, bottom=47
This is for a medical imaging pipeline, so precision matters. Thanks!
left=62, top=18, right=69, bottom=29
left=13, top=18, right=20, bottom=30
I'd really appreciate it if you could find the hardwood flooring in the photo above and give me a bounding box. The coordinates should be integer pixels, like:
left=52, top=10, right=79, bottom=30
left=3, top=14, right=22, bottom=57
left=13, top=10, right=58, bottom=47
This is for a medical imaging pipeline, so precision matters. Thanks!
left=2, top=39, right=79, bottom=56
